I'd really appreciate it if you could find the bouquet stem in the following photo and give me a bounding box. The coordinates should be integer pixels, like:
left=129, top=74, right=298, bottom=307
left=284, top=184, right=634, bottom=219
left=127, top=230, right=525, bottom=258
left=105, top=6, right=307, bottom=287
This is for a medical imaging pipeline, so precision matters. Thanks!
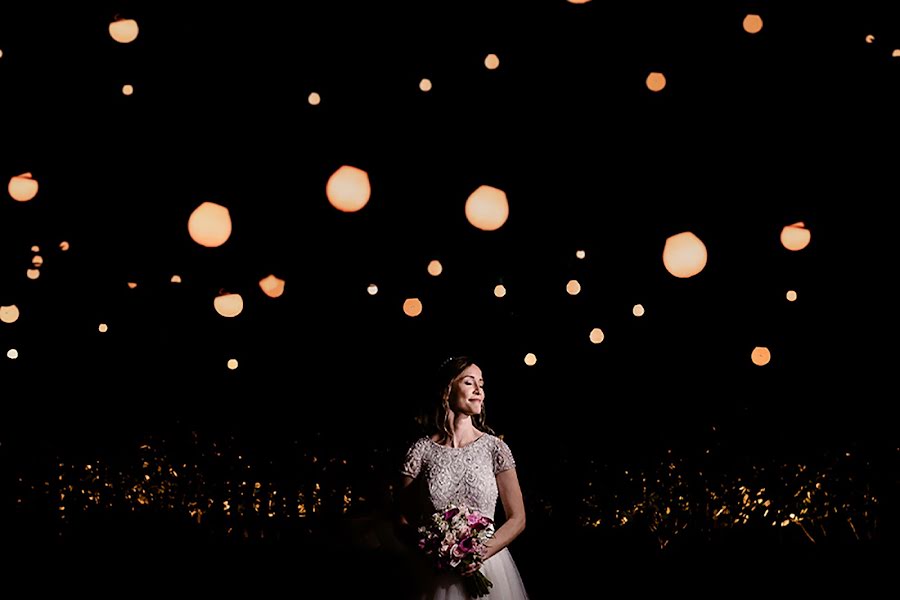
left=464, top=569, right=493, bottom=598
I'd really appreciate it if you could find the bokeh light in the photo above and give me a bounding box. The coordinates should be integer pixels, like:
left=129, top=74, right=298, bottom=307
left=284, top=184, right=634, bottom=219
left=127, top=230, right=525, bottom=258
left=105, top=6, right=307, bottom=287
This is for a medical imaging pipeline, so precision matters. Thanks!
left=646, top=72, right=666, bottom=92
left=662, top=232, right=708, bottom=278
left=743, top=14, right=763, bottom=34
left=367, top=284, right=378, bottom=296
left=259, top=275, right=286, bottom=298
left=566, top=280, right=581, bottom=295
left=524, top=353, right=537, bottom=366
left=127, top=282, right=138, bottom=289
left=214, top=293, right=244, bottom=318
left=780, top=222, right=811, bottom=251
left=31, top=245, right=39, bottom=252
left=465, top=185, right=509, bottom=231
left=308, top=92, right=321, bottom=105
left=786, top=290, right=798, bottom=302
left=589, top=328, right=605, bottom=344
left=427, top=260, right=443, bottom=276
left=98, top=323, right=109, bottom=333
left=26, top=269, right=40, bottom=280
left=122, top=84, right=134, bottom=96
left=494, top=284, right=507, bottom=298
left=633, top=304, right=645, bottom=317
left=576, top=250, right=586, bottom=259
left=7, top=349, right=18, bottom=360
left=188, top=202, right=233, bottom=248
left=8, top=173, right=39, bottom=202
left=171, top=275, right=182, bottom=283
left=894, top=50, right=900, bottom=58
left=326, top=166, right=371, bottom=212
left=60, top=241, right=70, bottom=251
left=227, top=359, right=239, bottom=370
left=109, top=18, right=139, bottom=44
left=32, top=255, right=43, bottom=267
left=866, top=34, right=875, bottom=44
left=751, top=347, right=771, bottom=366
left=403, top=298, right=423, bottom=317
left=484, top=54, right=500, bottom=70
left=419, top=78, right=433, bottom=92
left=0, top=305, right=20, bottom=324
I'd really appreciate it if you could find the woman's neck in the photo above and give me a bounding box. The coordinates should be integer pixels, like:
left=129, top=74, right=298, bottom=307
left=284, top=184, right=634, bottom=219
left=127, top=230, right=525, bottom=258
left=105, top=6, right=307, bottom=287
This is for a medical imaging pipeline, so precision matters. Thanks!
left=442, top=415, right=480, bottom=447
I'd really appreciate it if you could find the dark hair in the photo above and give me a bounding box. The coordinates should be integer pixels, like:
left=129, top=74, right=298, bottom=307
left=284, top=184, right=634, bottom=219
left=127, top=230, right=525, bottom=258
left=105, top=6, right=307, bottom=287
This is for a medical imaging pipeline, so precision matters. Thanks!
left=433, top=356, right=495, bottom=441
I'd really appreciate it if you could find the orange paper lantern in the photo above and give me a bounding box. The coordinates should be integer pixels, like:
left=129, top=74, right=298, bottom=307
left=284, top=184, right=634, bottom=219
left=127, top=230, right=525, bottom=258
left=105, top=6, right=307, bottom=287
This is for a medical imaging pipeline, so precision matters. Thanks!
left=188, top=202, right=232, bottom=247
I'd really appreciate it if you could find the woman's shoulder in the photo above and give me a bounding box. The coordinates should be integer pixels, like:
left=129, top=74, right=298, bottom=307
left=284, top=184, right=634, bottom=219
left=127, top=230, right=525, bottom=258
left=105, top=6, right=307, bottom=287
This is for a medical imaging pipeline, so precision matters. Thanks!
left=408, top=435, right=434, bottom=450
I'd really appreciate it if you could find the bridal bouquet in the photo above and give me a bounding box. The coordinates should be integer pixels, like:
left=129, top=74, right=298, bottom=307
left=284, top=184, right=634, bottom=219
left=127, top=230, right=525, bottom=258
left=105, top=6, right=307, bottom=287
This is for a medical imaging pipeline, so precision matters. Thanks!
left=417, top=503, right=494, bottom=598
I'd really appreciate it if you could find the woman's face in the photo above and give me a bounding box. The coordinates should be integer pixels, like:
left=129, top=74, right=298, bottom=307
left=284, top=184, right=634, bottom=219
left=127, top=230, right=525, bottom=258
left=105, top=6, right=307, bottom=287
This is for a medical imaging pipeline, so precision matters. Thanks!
left=447, top=364, right=485, bottom=416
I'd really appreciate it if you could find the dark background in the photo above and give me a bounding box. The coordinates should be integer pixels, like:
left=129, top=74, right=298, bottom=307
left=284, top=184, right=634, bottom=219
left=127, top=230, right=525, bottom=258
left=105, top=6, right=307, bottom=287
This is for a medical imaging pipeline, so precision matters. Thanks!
left=1, top=1, right=897, bottom=595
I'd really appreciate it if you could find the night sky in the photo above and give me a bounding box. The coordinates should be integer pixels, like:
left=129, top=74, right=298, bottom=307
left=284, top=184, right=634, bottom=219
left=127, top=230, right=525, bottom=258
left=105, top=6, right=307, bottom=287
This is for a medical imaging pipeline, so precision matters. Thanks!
left=1, top=1, right=897, bottom=587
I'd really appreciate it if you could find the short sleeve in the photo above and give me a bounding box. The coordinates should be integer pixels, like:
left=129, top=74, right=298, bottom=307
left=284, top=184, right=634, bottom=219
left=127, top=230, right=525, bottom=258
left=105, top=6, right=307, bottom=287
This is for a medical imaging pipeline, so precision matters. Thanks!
left=493, top=438, right=516, bottom=475
left=400, top=438, right=427, bottom=478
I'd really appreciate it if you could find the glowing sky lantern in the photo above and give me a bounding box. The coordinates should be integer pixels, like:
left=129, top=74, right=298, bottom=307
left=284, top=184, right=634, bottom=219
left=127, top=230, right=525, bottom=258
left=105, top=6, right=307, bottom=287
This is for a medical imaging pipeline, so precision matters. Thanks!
left=109, top=18, right=139, bottom=43
left=60, top=241, right=70, bottom=251
left=26, top=269, right=40, bottom=280
left=326, top=166, right=371, bottom=212
left=259, top=274, right=286, bottom=298
left=127, top=282, right=138, bottom=289
left=227, top=359, right=239, bottom=370
left=403, top=298, right=423, bottom=317
left=122, top=84, right=134, bottom=96
left=494, top=284, right=507, bottom=298
left=0, top=305, right=20, bottom=324
left=633, top=304, right=645, bottom=317
left=8, top=173, right=38, bottom=202
left=214, top=293, right=244, bottom=318
left=465, top=185, right=509, bottom=231
left=0, top=49, right=3, bottom=59
left=589, top=328, right=605, bottom=344
left=171, top=275, right=182, bottom=283
left=751, top=346, right=771, bottom=366
left=308, top=92, right=321, bottom=105
left=31, top=246, right=39, bottom=252
left=743, top=14, right=763, bottom=34
left=662, top=232, right=708, bottom=278
left=7, top=349, right=18, bottom=360
left=780, top=222, right=811, bottom=251
left=427, top=260, right=443, bottom=276
left=566, top=280, right=581, bottom=295
left=567, top=0, right=592, bottom=3
left=367, top=283, right=379, bottom=296
left=98, top=323, right=109, bottom=333
left=646, top=72, right=666, bottom=92
left=786, top=290, right=798, bottom=302
left=524, top=353, right=537, bottom=366
left=866, top=35, right=875, bottom=44
left=894, top=50, right=900, bottom=58
left=484, top=54, right=500, bottom=70
left=419, top=78, right=433, bottom=92
left=575, top=250, right=585, bottom=259
left=188, top=202, right=232, bottom=247
left=32, top=255, right=43, bottom=267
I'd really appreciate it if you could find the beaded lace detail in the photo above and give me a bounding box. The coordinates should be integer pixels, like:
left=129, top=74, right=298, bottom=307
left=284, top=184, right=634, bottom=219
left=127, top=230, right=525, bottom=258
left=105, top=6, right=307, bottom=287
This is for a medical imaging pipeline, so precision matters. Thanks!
left=400, top=433, right=516, bottom=521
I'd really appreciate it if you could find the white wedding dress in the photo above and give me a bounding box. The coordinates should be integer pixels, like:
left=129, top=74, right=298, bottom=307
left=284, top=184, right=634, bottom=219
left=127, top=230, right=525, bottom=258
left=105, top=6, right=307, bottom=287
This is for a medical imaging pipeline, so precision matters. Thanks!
left=401, top=434, right=529, bottom=600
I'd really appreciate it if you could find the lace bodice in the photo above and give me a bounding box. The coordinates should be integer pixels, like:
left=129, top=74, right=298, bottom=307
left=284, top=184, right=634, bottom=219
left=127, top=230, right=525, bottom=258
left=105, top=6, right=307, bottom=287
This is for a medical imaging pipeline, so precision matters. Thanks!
left=400, top=433, right=516, bottom=521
